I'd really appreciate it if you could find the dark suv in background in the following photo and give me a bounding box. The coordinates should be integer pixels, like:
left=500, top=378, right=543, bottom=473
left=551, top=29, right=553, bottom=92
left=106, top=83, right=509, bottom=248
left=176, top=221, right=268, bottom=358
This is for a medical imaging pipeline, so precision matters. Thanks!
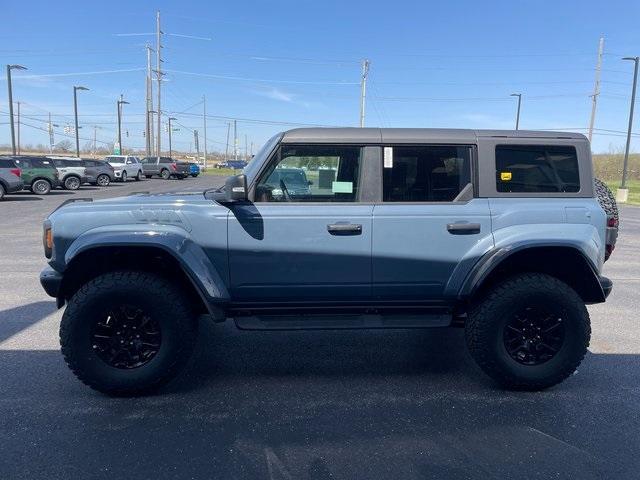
left=82, top=159, right=114, bottom=186
left=0, top=157, right=24, bottom=199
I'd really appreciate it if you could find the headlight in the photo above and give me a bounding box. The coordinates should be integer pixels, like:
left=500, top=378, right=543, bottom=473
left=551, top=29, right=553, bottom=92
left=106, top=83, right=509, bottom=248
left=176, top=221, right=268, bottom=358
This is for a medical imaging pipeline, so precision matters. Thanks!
left=43, top=221, right=53, bottom=259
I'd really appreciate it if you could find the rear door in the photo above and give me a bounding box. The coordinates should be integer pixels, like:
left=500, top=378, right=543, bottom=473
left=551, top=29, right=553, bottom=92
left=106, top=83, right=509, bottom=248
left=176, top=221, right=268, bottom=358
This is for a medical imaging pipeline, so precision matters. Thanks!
left=372, top=145, right=493, bottom=301
left=227, top=143, right=373, bottom=303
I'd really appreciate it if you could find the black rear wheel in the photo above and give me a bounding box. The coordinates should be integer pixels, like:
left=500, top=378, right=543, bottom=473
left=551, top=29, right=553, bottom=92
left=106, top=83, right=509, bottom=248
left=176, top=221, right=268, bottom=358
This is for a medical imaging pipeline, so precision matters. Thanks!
left=466, top=273, right=590, bottom=390
left=0, top=184, right=5, bottom=200
left=160, top=169, right=170, bottom=180
left=60, top=271, right=198, bottom=396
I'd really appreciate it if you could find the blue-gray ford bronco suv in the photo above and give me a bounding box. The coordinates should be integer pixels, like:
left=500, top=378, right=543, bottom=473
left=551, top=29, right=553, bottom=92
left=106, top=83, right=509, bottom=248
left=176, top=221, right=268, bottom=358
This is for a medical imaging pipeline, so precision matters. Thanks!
left=40, top=128, right=617, bottom=395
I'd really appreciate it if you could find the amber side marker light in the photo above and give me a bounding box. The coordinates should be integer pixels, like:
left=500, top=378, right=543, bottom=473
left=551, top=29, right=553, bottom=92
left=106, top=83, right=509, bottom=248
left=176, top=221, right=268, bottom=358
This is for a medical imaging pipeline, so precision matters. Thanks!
left=44, top=226, right=53, bottom=258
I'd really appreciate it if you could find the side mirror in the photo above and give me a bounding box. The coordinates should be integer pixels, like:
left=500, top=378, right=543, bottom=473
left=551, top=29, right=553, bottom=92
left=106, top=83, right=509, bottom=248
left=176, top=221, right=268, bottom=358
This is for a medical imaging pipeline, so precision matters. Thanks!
left=214, top=174, right=248, bottom=204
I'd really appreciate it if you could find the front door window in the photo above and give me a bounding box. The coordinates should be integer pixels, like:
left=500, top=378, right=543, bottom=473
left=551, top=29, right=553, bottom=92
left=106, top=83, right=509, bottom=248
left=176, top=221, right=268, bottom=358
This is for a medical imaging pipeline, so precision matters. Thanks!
left=255, top=145, right=362, bottom=202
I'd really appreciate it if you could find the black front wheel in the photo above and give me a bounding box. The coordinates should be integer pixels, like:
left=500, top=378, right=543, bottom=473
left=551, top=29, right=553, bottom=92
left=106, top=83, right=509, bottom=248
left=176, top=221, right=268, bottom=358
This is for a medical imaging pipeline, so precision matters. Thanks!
left=465, top=273, right=590, bottom=391
left=60, top=271, right=198, bottom=396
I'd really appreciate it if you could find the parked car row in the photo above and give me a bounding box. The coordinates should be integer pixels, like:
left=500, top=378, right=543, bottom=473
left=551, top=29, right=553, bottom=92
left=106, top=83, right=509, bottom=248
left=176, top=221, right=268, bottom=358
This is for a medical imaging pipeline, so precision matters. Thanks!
left=0, top=154, right=202, bottom=200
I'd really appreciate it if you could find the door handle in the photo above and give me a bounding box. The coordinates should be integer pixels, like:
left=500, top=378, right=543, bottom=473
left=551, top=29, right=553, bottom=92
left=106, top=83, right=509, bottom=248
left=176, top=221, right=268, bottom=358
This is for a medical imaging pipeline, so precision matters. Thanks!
left=447, top=223, right=481, bottom=235
left=327, top=223, right=362, bottom=235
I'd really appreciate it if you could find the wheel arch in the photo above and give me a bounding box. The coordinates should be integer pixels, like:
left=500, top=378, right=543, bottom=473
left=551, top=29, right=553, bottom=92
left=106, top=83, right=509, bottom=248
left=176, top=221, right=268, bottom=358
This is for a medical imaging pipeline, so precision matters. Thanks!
left=460, top=244, right=606, bottom=304
left=60, top=234, right=229, bottom=319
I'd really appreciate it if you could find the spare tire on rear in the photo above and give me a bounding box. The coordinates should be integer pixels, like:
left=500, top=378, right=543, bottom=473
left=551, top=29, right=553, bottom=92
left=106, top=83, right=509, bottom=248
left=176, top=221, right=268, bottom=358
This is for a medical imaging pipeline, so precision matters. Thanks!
left=594, top=178, right=618, bottom=222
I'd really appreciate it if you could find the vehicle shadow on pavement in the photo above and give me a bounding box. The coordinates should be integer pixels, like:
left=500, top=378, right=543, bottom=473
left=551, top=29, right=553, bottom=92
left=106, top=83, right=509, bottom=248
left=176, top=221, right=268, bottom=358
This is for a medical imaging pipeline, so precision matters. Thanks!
left=0, top=333, right=638, bottom=479
left=1, top=196, right=43, bottom=201
left=0, top=300, right=57, bottom=343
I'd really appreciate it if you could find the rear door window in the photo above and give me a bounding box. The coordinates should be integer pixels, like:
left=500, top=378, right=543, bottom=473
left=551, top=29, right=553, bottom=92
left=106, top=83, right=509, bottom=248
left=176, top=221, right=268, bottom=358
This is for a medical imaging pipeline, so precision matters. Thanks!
left=382, top=146, right=472, bottom=202
left=496, top=145, right=580, bottom=193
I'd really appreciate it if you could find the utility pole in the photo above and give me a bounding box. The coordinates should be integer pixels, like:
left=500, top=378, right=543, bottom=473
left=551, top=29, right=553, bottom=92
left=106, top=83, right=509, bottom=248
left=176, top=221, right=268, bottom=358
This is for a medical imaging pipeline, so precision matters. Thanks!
left=202, top=95, right=208, bottom=168
left=145, top=45, right=154, bottom=157
left=510, top=93, right=522, bottom=130
left=233, top=120, right=238, bottom=161
left=155, top=10, right=163, bottom=157
left=117, top=95, right=129, bottom=154
left=620, top=56, right=639, bottom=199
left=6, top=64, right=27, bottom=156
left=16, top=101, right=20, bottom=155
left=359, top=59, right=370, bottom=127
left=93, top=125, right=98, bottom=154
left=225, top=122, right=231, bottom=162
left=168, top=117, right=177, bottom=158
left=48, top=113, right=55, bottom=153
left=73, top=85, right=88, bottom=157
left=588, top=36, right=605, bottom=143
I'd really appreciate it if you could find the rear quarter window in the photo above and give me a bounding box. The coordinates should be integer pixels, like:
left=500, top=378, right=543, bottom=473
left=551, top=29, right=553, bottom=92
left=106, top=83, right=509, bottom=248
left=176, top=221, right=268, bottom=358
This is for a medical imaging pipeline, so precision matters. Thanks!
left=0, top=158, right=17, bottom=168
left=495, top=145, right=580, bottom=193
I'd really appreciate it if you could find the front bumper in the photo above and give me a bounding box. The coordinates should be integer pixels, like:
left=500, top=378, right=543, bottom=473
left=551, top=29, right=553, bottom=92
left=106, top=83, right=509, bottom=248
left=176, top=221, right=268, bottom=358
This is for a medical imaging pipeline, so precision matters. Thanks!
left=40, top=267, right=63, bottom=304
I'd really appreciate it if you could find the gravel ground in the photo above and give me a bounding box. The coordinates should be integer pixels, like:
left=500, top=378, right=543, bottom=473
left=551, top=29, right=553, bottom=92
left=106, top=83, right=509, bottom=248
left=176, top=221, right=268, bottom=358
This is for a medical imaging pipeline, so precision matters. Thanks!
left=0, top=177, right=638, bottom=479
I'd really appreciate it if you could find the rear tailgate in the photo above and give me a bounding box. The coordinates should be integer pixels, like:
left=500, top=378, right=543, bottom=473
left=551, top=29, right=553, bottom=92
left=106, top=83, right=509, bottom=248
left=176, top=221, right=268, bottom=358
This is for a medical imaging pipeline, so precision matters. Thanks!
left=176, top=162, right=191, bottom=175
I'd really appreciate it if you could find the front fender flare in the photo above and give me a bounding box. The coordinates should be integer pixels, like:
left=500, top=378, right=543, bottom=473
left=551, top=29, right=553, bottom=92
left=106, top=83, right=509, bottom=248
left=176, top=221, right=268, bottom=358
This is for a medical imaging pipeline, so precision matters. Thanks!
left=63, top=227, right=229, bottom=305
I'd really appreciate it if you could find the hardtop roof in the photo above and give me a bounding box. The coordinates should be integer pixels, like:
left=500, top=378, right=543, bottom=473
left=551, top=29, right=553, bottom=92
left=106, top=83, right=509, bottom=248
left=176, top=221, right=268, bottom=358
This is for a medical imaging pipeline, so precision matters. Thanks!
left=281, top=127, right=586, bottom=144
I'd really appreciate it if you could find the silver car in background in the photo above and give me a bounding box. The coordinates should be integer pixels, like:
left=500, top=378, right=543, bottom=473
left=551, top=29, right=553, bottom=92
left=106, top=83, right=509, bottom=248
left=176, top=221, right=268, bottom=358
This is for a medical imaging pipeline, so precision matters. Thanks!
left=0, top=157, right=24, bottom=200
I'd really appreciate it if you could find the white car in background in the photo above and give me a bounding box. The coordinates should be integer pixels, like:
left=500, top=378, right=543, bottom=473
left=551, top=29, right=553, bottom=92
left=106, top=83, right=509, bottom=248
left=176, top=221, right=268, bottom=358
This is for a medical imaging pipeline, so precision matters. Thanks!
left=47, top=156, right=88, bottom=190
left=104, top=155, right=144, bottom=182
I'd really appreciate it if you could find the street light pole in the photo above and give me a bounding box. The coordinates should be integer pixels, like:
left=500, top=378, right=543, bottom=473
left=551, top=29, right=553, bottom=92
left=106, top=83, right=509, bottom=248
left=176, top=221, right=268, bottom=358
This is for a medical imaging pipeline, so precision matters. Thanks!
left=510, top=93, right=522, bottom=130
left=73, top=86, right=89, bottom=157
left=6, top=64, right=27, bottom=155
left=117, top=97, right=130, bottom=155
left=621, top=57, right=639, bottom=193
left=168, top=117, right=177, bottom=158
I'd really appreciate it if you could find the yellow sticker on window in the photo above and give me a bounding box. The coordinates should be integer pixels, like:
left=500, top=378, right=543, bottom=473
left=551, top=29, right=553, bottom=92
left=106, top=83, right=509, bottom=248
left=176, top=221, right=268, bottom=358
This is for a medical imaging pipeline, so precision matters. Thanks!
left=500, top=172, right=512, bottom=181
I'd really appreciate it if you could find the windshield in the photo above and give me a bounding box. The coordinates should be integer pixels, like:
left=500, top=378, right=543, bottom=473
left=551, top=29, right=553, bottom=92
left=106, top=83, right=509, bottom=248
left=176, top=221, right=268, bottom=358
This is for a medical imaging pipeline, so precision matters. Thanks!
left=268, top=169, right=308, bottom=187
left=105, top=156, right=124, bottom=164
left=241, top=132, right=283, bottom=184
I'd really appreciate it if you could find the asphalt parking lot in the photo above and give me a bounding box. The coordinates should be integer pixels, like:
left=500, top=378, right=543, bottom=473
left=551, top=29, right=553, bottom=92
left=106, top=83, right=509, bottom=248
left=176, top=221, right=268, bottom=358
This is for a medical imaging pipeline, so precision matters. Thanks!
left=1, top=178, right=639, bottom=479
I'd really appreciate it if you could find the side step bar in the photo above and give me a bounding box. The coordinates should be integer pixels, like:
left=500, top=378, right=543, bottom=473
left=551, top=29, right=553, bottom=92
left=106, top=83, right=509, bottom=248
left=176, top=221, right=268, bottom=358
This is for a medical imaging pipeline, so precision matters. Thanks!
left=234, top=313, right=451, bottom=331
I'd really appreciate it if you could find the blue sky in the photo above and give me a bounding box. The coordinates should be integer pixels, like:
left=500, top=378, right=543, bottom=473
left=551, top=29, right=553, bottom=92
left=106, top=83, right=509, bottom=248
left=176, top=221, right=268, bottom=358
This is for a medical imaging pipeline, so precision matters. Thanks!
left=2, top=0, right=640, bottom=154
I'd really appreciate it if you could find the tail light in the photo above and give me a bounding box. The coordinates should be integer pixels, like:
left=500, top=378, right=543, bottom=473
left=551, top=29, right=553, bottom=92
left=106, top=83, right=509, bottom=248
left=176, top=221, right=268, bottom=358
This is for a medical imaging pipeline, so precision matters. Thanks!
left=170, top=163, right=177, bottom=171
left=10, top=168, right=21, bottom=177
left=607, top=217, right=619, bottom=228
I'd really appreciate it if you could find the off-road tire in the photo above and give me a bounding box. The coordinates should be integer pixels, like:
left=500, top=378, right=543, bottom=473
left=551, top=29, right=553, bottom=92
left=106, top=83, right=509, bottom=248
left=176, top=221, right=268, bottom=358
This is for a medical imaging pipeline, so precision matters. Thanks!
left=594, top=178, right=618, bottom=222
left=60, top=271, right=198, bottom=396
left=121, top=171, right=127, bottom=183
left=465, top=273, right=590, bottom=391
left=31, top=178, right=51, bottom=195
left=0, top=183, right=5, bottom=200
left=135, top=170, right=142, bottom=181
left=160, top=169, right=170, bottom=180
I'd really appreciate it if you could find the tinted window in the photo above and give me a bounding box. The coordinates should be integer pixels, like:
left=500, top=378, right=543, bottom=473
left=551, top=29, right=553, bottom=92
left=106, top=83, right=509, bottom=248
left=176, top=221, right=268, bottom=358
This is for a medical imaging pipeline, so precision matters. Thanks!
left=13, top=158, right=32, bottom=168
left=496, top=145, right=580, bottom=193
left=256, top=145, right=362, bottom=202
left=83, top=160, right=98, bottom=167
left=0, top=158, right=17, bottom=168
left=33, top=158, right=55, bottom=169
left=383, top=146, right=471, bottom=202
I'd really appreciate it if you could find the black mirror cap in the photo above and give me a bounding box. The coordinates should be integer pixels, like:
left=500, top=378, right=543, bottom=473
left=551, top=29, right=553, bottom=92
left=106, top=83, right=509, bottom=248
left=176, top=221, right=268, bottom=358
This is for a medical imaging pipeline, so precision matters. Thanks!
left=225, top=174, right=248, bottom=203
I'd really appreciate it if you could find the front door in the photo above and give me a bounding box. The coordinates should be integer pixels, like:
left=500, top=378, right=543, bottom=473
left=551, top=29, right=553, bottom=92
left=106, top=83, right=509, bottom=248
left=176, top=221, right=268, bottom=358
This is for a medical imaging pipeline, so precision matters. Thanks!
left=227, top=144, right=373, bottom=303
left=372, top=145, right=493, bottom=301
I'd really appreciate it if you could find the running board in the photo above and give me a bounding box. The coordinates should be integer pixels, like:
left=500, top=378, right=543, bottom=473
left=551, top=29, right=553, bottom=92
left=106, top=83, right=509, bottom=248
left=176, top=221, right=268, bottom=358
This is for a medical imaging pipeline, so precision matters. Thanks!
left=234, top=313, right=451, bottom=331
